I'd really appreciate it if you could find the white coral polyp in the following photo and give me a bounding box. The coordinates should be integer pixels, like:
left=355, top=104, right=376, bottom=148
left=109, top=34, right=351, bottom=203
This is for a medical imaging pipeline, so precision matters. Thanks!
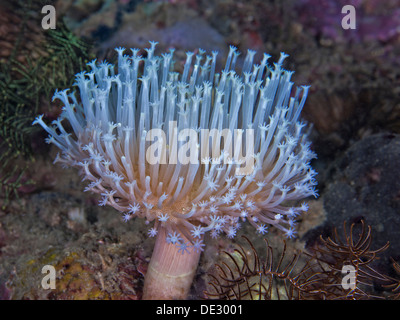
left=34, top=41, right=317, bottom=245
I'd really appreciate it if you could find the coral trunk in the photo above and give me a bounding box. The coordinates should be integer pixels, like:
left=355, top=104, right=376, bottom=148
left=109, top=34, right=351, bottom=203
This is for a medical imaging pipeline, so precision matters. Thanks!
left=143, top=227, right=202, bottom=299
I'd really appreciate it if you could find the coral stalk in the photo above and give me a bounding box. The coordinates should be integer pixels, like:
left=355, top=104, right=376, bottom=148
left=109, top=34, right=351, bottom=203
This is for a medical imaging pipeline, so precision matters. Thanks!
left=143, top=227, right=201, bottom=299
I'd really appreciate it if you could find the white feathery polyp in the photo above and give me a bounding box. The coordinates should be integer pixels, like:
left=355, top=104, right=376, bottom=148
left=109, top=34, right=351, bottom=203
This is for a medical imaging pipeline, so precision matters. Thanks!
left=33, top=42, right=318, bottom=248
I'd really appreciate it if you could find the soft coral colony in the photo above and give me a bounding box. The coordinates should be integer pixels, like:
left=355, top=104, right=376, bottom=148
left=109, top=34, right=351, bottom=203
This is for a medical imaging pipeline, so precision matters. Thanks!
left=33, top=41, right=317, bottom=299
